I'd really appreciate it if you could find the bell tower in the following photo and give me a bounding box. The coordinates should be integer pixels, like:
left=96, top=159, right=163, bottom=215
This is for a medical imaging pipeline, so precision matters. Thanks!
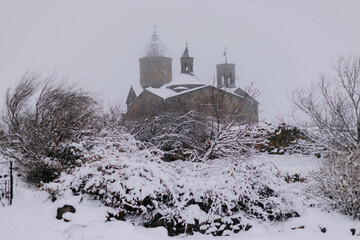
left=180, top=43, right=194, bottom=75
left=216, top=48, right=236, bottom=88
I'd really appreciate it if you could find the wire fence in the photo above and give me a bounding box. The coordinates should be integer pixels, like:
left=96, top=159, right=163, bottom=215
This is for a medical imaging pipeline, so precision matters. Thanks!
left=0, top=160, right=13, bottom=206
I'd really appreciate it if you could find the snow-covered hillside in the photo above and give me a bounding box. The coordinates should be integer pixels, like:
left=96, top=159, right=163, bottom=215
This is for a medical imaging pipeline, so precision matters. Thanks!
left=1, top=154, right=359, bottom=240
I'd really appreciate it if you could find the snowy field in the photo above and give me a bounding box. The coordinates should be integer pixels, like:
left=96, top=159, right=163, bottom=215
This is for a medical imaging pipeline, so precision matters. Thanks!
left=261, top=154, right=322, bottom=174
left=1, top=154, right=359, bottom=240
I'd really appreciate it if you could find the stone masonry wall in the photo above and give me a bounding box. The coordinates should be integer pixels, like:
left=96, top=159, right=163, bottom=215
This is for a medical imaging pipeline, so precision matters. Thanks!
left=126, top=86, right=258, bottom=123
left=126, top=90, right=165, bottom=119
left=165, top=86, right=258, bottom=123
left=139, top=57, right=172, bottom=88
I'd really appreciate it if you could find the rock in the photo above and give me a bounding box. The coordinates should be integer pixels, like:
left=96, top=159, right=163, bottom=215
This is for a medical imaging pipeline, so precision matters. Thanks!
left=75, top=159, right=82, bottom=167
left=56, top=205, right=76, bottom=220
left=142, top=196, right=153, bottom=207
left=213, top=229, right=224, bottom=236
left=351, top=228, right=356, bottom=236
left=292, top=211, right=300, bottom=218
left=146, top=213, right=164, bottom=228
left=233, top=228, right=241, bottom=233
left=231, top=217, right=241, bottom=225
left=106, top=211, right=126, bottom=221
left=319, top=227, right=326, bottom=233
left=214, top=218, right=222, bottom=224
left=244, top=224, right=252, bottom=231
left=62, top=212, right=74, bottom=222
left=186, top=224, right=197, bottom=235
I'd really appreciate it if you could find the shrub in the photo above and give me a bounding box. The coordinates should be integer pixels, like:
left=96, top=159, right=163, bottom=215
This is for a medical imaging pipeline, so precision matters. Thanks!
left=0, top=72, right=99, bottom=184
left=126, top=111, right=267, bottom=162
left=125, top=111, right=210, bottom=161
left=45, top=129, right=301, bottom=236
left=315, top=152, right=360, bottom=219
left=26, top=159, right=61, bottom=184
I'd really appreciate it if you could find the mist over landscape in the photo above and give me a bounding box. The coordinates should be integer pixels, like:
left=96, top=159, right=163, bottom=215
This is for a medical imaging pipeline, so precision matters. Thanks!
left=2, top=1, right=360, bottom=239
left=1, top=0, right=360, bottom=120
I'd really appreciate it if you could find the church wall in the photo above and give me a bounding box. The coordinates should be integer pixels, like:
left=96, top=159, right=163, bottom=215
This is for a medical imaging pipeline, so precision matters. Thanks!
left=126, top=90, right=165, bottom=119
left=165, top=86, right=258, bottom=123
left=126, top=86, right=258, bottom=123
left=139, top=57, right=172, bottom=88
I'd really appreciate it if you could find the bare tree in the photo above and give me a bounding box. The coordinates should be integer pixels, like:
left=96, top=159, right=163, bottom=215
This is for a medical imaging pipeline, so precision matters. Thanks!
left=0, top=72, right=99, bottom=183
left=292, top=54, right=360, bottom=217
left=292, top=54, right=360, bottom=153
left=203, top=81, right=261, bottom=161
left=244, top=81, right=260, bottom=99
left=102, top=100, right=125, bottom=129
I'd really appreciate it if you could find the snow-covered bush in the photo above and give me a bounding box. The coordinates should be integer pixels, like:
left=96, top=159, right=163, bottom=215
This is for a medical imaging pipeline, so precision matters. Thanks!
left=45, top=129, right=301, bottom=236
left=201, top=121, right=266, bottom=161
left=126, top=111, right=268, bottom=162
left=315, top=152, right=360, bottom=219
left=126, top=111, right=210, bottom=161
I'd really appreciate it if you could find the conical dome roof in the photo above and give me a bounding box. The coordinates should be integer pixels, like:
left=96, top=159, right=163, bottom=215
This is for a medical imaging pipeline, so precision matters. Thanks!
left=142, top=30, right=170, bottom=58
left=182, top=46, right=190, bottom=58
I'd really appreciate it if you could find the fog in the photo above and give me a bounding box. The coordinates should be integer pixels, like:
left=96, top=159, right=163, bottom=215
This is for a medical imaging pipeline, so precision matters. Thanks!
left=1, top=0, right=360, bottom=121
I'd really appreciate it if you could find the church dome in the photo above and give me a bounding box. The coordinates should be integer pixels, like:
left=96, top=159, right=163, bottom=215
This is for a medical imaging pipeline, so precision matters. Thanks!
left=139, top=30, right=172, bottom=88
left=142, top=30, right=170, bottom=58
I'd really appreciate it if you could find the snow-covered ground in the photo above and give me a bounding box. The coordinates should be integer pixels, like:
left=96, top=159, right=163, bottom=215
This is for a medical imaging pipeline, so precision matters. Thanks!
left=262, top=154, right=322, bottom=175
left=1, top=154, right=359, bottom=240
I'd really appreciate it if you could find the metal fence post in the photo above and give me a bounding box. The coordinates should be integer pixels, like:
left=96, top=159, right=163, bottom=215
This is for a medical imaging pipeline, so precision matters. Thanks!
left=10, top=161, right=13, bottom=205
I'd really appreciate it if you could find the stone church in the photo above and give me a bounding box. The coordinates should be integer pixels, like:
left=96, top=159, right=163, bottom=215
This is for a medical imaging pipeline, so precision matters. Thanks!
left=125, top=31, right=259, bottom=123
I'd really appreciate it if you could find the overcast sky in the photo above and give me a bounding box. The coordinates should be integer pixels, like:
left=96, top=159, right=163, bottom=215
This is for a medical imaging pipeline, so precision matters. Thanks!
left=1, top=0, right=360, bottom=121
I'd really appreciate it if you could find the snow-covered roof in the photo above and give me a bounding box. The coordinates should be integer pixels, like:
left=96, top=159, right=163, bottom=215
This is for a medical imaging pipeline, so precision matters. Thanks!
left=126, top=83, right=145, bottom=105
left=220, top=86, right=238, bottom=95
left=146, top=85, right=207, bottom=99
left=131, top=83, right=144, bottom=96
left=220, top=86, right=259, bottom=104
left=132, top=83, right=258, bottom=106
left=218, top=87, right=249, bottom=102
left=165, top=73, right=203, bottom=87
